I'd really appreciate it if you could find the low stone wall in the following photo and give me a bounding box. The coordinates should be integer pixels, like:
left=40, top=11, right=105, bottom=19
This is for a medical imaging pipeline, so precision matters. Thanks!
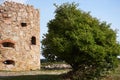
left=42, top=64, right=71, bottom=69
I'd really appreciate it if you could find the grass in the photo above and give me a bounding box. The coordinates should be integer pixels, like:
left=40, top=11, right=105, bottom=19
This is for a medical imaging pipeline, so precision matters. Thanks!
left=102, top=65, right=120, bottom=80
left=0, top=69, right=69, bottom=80
left=0, top=61, right=70, bottom=80
left=110, top=65, right=120, bottom=80
left=1, top=64, right=120, bottom=80
left=0, top=75, right=61, bottom=80
left=0, top=68, right=120, bottom=80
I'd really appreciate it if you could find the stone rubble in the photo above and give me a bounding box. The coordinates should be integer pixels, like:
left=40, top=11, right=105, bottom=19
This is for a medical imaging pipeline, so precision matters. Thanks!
left=43, top=64, right=71, bottom=69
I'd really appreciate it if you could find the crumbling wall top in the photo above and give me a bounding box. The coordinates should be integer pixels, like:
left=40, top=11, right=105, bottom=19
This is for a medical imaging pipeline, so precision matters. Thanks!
left=0, top=1, right=38, bottom=11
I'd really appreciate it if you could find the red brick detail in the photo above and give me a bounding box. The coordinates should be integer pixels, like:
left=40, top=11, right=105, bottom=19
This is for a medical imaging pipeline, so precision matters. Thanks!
left=0, top=39, right=16, bottom=44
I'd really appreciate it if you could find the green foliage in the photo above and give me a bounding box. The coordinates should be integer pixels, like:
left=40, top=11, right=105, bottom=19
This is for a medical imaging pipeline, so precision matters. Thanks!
left=42, top=2, right=120, bottom=80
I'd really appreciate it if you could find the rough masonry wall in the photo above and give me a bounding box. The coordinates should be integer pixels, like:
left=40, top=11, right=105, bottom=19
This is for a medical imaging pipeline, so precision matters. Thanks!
left=0, top=1, right=40, bottom=71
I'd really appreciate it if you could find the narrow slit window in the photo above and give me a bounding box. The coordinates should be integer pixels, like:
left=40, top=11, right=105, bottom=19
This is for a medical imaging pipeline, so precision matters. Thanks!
left=31, top=36, right=36, bottom=45
left=3, top=60, right=15, bottom=65
left=2, top=42, right=14, bottom=48
left=21, top=23, right=27, bottom=27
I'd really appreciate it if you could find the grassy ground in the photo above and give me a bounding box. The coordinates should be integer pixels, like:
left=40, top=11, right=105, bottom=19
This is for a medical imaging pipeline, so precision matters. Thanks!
left=0, top=65, right=120, bottom=80
left=102, top=65, right=120, bottom=80
left=0, top=75, right=61, bottom=80
left=110, top=66, right=120, bottom=80
left=0, top=62, right=70, bottom=80
left=0, top=69, right=69, bottom=80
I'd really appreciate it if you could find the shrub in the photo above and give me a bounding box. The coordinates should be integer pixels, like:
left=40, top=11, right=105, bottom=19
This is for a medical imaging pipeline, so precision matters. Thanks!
left=42, top=3, right=120, bottom=80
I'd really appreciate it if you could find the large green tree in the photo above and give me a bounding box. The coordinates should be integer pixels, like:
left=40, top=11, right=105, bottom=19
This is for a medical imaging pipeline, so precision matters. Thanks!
left=42, top=3, right=120, bottom=79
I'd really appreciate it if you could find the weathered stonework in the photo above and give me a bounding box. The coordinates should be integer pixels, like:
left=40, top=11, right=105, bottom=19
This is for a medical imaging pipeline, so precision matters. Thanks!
left=0, top=1, right=40, bottom=71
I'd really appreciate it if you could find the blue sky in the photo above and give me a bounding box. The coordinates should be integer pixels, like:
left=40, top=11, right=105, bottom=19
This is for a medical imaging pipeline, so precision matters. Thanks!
left=26, top=0, right=120, bottom=42
left=29, top=0, right=120, bottom=59
left=1, top=0, right=120, bottom=41
left=1, top=0, right=120, bottom=58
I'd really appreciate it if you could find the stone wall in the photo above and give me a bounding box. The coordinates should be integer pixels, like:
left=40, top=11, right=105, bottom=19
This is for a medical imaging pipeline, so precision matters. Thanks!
left=0, top=1, right=40, bottom=71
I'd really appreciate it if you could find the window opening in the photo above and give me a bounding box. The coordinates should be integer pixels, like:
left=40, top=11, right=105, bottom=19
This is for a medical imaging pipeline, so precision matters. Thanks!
left=3, top=60, right=15, bottom=65
left=2, top=42, right=14, bottom=48
left=21, top=23, right=27, bottom=27
left=31, top=36, right=36, bottom=45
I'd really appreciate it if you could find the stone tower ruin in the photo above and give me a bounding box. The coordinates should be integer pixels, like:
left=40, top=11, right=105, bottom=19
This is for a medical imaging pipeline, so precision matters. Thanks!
left=0, top=1, right=40, bottom=71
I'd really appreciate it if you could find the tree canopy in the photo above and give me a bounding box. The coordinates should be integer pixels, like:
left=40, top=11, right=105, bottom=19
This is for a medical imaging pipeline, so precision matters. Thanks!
left=42, top=3, right=120, bottom=79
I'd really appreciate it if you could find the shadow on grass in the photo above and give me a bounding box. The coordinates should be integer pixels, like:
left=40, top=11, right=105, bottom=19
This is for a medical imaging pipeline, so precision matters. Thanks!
left=0, top=74, right=62, bottom=80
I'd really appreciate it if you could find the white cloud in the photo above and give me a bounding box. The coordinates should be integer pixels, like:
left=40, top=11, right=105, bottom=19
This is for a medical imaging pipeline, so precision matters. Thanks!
left=4, top=0, right=29, bottom=4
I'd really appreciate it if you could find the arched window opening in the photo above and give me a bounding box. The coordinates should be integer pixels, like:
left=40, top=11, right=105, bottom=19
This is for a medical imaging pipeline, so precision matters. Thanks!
left=3, top=60, right=15, bottom=65
left=21, top=22, right=27, bottom=27
left=2, top=42, right=14, bottom=48
left=31, top=36, right=36, bottom=45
